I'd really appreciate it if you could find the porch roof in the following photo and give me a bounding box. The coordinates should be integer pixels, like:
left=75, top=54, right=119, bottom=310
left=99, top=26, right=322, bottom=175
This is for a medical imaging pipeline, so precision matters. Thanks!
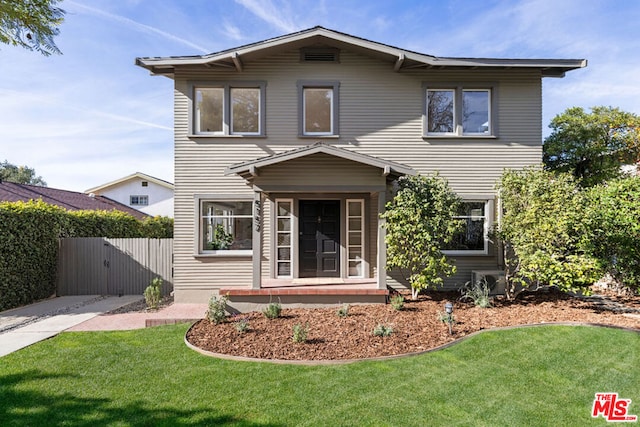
left=224, top=142, right=416, bottom=181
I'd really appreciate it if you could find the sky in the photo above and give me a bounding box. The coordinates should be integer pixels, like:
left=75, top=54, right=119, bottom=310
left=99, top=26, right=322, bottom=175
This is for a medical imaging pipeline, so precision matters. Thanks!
left=1, top=0, right=639, bottom=192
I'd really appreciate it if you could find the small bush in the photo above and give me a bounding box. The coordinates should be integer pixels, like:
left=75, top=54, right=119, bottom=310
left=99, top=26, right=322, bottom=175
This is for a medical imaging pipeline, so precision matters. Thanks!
left=234, top=316, right=250, bottom=333
left=390, top=294, right=405, bottom=310
left=143, top=277, right=163, bottom=309
left=460, top=280, right=492, bottom=308
left=292, top=323, right=309, bottom=343
left=336, top=303, right=350, bottom=317
left=263, top=301, right=282, bottom=319
left=206, top=294, right=229, bottom=324
left=373, top=323, right=393, bottom=337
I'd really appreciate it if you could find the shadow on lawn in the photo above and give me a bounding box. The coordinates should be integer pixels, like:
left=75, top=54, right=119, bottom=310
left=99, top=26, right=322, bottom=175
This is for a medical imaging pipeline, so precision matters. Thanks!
left=0, top=370, right=283, bottom=427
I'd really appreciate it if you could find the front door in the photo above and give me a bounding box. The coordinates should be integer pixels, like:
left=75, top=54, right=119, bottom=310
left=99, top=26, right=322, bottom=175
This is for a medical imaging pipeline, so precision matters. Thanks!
left=299, top=200, right=340, bottom=277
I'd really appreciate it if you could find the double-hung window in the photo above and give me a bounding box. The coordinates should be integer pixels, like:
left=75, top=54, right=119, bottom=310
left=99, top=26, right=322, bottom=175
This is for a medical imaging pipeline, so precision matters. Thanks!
left=130, top=195, right=149, bottom=206
left=424, top=85, right=494, bottom=137
left=200, top=199, right=253, bottom=253
left=193, top=82, right=265, bottom=136
left=443, top=200, right=492, bottom=255
left=298, top=81, right=340, bottom=136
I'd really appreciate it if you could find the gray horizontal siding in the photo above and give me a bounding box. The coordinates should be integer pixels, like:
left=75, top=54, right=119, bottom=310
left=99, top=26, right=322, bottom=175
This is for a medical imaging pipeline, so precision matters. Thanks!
left=171, top=48, right=543, bottom=298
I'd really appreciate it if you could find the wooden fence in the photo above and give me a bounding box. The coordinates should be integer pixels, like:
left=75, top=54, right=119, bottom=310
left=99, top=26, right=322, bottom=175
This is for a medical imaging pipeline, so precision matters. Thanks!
left=57, top=238, right=173, bottom=296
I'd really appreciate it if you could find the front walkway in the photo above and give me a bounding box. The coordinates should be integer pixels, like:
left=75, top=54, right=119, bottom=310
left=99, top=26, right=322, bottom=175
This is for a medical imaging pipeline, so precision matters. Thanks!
left=0, top=295, right=142, bottom=357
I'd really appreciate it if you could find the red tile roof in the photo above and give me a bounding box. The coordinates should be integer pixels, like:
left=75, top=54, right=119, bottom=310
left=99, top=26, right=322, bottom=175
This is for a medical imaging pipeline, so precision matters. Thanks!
left=0, top=181, right=149, bottom=220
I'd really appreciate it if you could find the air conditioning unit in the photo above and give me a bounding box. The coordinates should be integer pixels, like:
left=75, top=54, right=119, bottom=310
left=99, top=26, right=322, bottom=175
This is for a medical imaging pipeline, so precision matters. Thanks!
left=471, top=270, right=506, bottom=295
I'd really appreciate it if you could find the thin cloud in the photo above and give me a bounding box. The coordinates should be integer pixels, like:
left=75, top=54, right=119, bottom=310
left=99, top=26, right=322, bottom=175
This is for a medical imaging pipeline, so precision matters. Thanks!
left=234, top=0, right=300, bottom=33
left=222, top=20, right=244, bottom=41
left=66, top=1, right=210, bottom=53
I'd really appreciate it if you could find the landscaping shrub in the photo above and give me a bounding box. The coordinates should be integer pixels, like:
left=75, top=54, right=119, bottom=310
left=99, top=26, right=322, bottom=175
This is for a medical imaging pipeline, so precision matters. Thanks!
left=0, top=200, right=66, bottom=311
left=496, top=167, right=601, bottom=298
left=460, top=280, right=492, bottom=308
left=143, top=277, right=163, bottom=310
left=584, top=177, right=640, bottom=292
left=206, top=294, right=229, bottom=324
left=381, top=174, right=462, bottom=299
left=263, top=301, right=282, bottom=319
left=292, top=323, right=309, bottom=343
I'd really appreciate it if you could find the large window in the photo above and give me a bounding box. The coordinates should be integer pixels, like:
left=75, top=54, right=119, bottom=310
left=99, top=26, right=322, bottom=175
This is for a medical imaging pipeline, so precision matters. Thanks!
left=424, top=86, right=493, bottom=136
left=443, top=200, right=491, bottom=255
left=200, top=200, right=253, bottom=253
left=298, top=81, right=340, bottom=136
left=193, top=82, right=265, bottom=136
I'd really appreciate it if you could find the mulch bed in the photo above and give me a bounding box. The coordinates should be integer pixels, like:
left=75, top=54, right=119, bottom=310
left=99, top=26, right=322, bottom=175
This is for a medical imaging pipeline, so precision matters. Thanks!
left=185, top=290, right=640, bottom=361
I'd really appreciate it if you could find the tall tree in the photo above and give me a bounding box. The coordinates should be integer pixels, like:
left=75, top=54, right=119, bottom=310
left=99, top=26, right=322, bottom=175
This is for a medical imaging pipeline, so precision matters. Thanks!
left=543, top=106, right=640, bottom=187
left=0, top=0, right=65, bottom=56
left=0, top=160, right=47, bottom=186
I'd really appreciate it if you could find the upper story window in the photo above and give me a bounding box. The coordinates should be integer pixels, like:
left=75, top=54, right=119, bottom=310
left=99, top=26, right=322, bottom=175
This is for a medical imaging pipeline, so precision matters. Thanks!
left=298, top=81, right=340, bottom=137
left=130, top=195, right=149, bottom=206
left=424, top=85, right=495, bottom=137
left=192, top=82, right=265, bottom=136
left=443, top=200, right=492, bottom=255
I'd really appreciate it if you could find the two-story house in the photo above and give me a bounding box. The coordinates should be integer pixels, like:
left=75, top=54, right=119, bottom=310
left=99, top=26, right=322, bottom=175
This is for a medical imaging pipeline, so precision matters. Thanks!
left=136, top=26, right=585, bottom=309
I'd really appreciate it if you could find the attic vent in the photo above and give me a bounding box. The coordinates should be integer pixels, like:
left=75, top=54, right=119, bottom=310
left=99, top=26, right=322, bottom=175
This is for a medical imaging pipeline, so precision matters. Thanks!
left=301, top=48, right=339, bottom=63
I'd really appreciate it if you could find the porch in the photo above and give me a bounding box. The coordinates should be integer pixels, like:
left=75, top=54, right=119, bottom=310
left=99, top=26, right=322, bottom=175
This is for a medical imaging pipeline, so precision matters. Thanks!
left=220, top=279, right=388, bottom=312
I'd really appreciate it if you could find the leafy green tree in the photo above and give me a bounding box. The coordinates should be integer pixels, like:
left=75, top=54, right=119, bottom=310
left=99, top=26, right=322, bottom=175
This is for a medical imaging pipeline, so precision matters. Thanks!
left=496, top=167, right=601, bottom=298
left=0, top=160, right=47, bottom=186
left=584, top=177, right=640, bottom=292
left=0, top=0, right=65, bottom=56
left=381, top=174, right=462, bottom=299
left=543, top=106, right=640, bottom=187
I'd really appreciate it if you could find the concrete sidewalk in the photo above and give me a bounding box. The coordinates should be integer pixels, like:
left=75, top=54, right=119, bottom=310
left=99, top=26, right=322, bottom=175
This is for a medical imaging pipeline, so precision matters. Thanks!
left=0, top=295, right=142, bottom=357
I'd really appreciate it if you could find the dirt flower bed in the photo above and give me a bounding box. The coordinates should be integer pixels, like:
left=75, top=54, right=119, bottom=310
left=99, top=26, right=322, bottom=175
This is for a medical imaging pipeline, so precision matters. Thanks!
left=185, top=290, right=640, bottom=361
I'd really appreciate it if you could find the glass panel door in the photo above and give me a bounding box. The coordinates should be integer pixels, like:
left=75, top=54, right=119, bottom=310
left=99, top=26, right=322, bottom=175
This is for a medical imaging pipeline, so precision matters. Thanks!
left=346, top=199, right=364, bottom=278
left=276, top=200, right=293, bottom=278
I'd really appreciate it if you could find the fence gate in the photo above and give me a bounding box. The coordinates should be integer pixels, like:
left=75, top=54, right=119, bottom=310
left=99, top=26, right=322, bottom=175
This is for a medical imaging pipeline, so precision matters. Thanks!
left=57, top=238, right=173, bottom=296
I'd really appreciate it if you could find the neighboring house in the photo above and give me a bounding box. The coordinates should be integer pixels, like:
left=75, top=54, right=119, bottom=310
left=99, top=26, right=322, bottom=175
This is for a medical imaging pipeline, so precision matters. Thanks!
left=136, top=26, right=586, bottom=307
left=0, top=180, right=149, bottom=220
left=86, top=172, right=174, bottom=217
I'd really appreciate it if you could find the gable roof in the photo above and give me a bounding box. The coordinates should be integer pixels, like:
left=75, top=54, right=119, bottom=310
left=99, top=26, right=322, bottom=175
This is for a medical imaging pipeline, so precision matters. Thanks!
left=85, top=172, right=174, bottom=194
left=225, top=142, right=416, bottom=180
left=0, top=181, right=149, bottom=220
left=136, top=26, right=586, bottom=78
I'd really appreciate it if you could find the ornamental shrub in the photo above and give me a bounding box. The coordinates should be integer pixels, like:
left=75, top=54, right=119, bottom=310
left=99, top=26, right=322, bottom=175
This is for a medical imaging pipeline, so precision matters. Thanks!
left=496, top=167, right=602, bottom=298
left=584, top=177, right=640, bottom=292
left=0, top=200, right=66, bottom=311
left=381, top=174, right=462, bottom=299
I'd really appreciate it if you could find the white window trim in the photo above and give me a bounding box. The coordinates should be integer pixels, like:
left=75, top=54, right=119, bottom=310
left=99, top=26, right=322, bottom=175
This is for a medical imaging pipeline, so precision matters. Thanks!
left=297, top=80, right=340, bottom=137
left=275, top=198, right=294, bottom=278
left=195, top=195, right=254, bottom=257
left=346, top=199, right=365, bottom=278
left=190, top=81, right=266, bottom=137
left=442, top=199, right=493, bottom=256
left=423, top=84, right=497, bottom=138
left=130, top=195, right=149, bottom=206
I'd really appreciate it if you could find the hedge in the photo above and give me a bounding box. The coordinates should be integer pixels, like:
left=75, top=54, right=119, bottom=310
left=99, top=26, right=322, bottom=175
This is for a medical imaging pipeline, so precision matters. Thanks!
left=0, top=200, right=173, bottom=311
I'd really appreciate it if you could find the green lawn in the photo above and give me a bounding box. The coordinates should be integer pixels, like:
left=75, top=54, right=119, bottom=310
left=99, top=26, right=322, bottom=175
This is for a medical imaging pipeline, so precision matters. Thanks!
left=1, top=324, right=638, bottom=426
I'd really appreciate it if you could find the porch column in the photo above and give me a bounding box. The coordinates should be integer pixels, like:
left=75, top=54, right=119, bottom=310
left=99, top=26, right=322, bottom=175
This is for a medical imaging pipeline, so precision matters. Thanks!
left=377, top=191, right=387, bottom=290
left=252, top=191, right=262, bottom=289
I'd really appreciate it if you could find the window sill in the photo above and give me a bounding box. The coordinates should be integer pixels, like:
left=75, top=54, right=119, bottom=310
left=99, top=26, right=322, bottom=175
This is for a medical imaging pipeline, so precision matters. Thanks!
left=442, top=250, right=489, bottom=257
left=423, top=135, right=498, bottom=140
left=298, top=134, right=340, bottom=139
left=195, top=250, right=253, bottom=258
left=189, top=134, right=267, bottom=139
